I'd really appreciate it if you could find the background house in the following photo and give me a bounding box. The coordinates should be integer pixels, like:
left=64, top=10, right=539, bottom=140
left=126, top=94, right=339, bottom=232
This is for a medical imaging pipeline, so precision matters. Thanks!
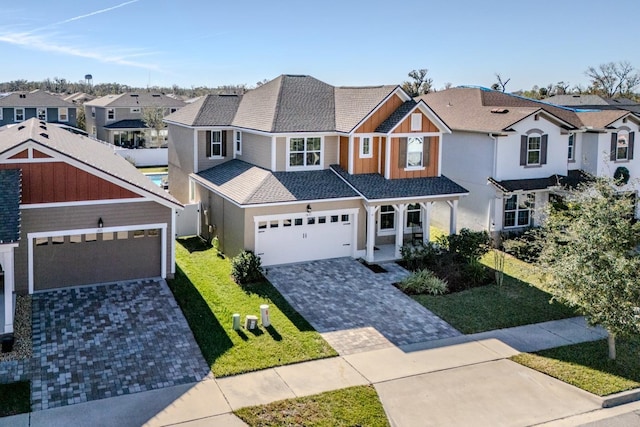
left=0, top=90, right=77, bottom=128
left=0, top=118, right=182, bottom=338
left=165, top=75, right=467, bottom=266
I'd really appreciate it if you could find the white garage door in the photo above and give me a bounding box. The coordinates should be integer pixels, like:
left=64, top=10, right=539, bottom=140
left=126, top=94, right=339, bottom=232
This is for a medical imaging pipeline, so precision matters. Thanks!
left=255, top=209, right=357, bottom=266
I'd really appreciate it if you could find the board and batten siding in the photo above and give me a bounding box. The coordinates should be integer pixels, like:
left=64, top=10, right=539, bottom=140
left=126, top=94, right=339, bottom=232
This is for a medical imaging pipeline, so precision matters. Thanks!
left=355, top=94, right=404, bottom=133
left=339, top=136, right=349, bottom=170
left=14, top=201, right=173, bottom=294
left=388, top=136, right=439, bottom=179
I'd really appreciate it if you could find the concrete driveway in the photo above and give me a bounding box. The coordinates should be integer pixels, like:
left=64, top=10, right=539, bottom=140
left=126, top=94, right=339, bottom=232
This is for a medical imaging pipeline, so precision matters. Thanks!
left=266, top=257, right=461, bottom=353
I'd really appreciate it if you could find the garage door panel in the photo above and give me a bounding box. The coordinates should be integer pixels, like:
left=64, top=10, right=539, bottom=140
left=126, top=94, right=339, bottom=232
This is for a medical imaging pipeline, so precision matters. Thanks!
left=34, top=230, right=161, bottom=291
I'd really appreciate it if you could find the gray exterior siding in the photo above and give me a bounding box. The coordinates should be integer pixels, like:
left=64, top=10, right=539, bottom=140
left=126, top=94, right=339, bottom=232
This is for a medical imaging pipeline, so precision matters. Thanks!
left=14, top=201, right=173, bottom=294
left=197, top=129, right=233, bottom=171
left=276, top=137, right=286, bottom=171
left=0, top=106, right=77, bottom=127
left=323, top=136, right=339, bottom=168
left=198, top=190, right=245, bottom=257
left=237, top=132, right=271, bottom=169
left=168, top=124, right=196, bottom=204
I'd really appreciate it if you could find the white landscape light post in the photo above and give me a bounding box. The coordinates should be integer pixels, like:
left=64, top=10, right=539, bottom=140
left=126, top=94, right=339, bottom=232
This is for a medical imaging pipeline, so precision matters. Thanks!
left=260, top=304, right=270, bottom=327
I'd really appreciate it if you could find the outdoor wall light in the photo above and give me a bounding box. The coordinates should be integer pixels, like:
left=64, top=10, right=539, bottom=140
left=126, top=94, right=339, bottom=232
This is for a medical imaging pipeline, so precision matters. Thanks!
left=306, top=204, right=312, bottom=214
left=98, top=217, right=104, bottom=228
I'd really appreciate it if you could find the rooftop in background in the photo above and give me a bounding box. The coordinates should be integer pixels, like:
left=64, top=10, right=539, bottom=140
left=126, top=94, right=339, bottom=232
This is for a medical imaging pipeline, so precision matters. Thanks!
left=0, top=90, right=76, bottom=108
left=546, top=94, right=640, bottom=114
left=85, top=92, right=187, bottom=108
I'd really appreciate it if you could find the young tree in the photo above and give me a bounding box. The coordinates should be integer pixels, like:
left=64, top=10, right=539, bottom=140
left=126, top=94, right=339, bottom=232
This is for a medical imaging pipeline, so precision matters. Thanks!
left=538, top=178, right=640, bottom=359
left=491, top=73, right=511, bottom=92
left=401, top=69, right=433, bottom=97
left=141, top=107, right=166, bottom=148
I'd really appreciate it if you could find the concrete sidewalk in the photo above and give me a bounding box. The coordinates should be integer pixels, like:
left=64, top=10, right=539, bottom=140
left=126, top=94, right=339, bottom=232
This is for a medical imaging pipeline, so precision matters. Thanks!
left=0, top=317, right=616, bottom=427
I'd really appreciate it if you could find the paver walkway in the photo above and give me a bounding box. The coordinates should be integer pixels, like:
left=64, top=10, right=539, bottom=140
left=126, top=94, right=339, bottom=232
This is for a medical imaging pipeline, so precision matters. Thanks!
left=1, top=279, right=210, bottom=411
left=266, top=257, right=461, bottom=351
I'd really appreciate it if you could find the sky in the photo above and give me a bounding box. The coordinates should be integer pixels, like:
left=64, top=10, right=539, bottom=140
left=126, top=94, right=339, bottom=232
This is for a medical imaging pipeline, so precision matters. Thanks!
left=1, top=0, right=639, bottom=91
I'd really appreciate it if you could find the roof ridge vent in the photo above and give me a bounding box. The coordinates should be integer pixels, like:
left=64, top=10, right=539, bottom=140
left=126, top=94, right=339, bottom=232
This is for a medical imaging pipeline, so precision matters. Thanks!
left=490, top=108, right=509, bottom=114
left=39, top=133, right=49, bottom=139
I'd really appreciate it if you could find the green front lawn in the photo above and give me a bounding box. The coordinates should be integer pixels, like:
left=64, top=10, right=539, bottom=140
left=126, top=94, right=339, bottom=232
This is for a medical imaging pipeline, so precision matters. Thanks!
left=168, top=238, right=336, bottom=377
left=413, top=250, right=576, bottom=334
left=511, top=337, right=640, bottom=396
left=0, top=382, right=30, bottom=417
left=234, top=385, right=389, bottom=427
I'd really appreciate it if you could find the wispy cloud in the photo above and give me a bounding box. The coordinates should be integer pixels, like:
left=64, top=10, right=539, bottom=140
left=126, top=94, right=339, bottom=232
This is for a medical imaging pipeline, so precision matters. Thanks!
left=0, top=0, right=159, bottom=71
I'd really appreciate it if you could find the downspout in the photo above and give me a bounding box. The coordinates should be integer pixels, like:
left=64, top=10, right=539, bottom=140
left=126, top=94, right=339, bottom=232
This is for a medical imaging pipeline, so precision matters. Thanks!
left=488, top=133, right=499, bottom=233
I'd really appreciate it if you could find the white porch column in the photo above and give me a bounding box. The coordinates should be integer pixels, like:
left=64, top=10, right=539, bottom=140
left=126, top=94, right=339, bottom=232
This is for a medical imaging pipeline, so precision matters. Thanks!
left=420, top=202, right=433, bottom=243
left=447, top=199, right=459, bottom=235
left=2, top=249, right=15, bottom=334
left=394, top=203, right=406, bottom=259
left=365, top=205, right=379, bottom=262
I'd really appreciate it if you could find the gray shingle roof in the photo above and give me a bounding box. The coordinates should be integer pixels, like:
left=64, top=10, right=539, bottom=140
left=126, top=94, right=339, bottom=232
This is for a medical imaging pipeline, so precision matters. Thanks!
left=164, top=94, right=242, bottom=126
left=0, top=169, right=21, bottom=244
left=0, top=118, right=181, bottom=208
left=334, top=85, right=399, bottom=132
left=104, top=119, right=148, bottom=129
left=85, top=92, right=186, bottom=108
left=376, top=100, right=417, bottom=133
left=488, top=170, right=592, bottom=192
left=330, top=165, right=468, bottom=200
left=195, top=160, right=359, bottom=205
left=546, top=94, right=640, bottom=115
left=0, top=90, right=75, bottom=108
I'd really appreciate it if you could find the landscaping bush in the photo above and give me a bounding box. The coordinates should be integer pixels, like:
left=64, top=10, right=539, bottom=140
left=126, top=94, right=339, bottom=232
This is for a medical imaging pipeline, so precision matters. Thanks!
left=397, top=269, right=448, bottom=295
left=230, top=250, right=263, bottom=284
left=400, top=241, right=443, bottom=271
left=501, top=228, right=543, bottom=263
left=437, top=228, right=491, bottom=262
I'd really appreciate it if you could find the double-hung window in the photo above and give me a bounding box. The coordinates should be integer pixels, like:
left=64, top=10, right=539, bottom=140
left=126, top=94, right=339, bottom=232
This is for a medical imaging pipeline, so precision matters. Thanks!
left=59, top=107, right=68, bottom=122
left=406, top=137, right=424, bottom=168
left=527, top=134, right=541, bottom=165
left=210, top=130, right=223, bottom=157
left=567, top=134, right=575, bottom=161
left=91, top=107, right=96, bottom=118
left=37, top=108, right=47, bottom=121
left=406, top=203, right=421, bottom=228
left=288, top=137, right=321, bottom=168
left=107, top=108, right=115, bottom=121
left=360, top=136, right=372, bottom=158
left=379, top=205, right=395, bottom=232
left=234, top=131, right=242, bottom=155
left=520, top=132, right=548, bottom=166
left=15, top=108, right=24, bottom=122
left=616, top=133, right=629, bottom=161
left=504, top=193, right=535, bottom=228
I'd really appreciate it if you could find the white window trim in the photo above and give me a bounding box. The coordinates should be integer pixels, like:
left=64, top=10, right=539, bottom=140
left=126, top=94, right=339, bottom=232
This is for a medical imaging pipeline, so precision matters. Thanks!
left=91, top=126, right=97, bottom=136
left=0, top=108, right=3, bottom=121
left=286, top=136, right=324, bottom=171
left=404, top=204, right=422, bottom=232
left=503, top=193, right=535, bottom=229
left=107, top=108, right=115, bottom=121
left=37, top=108, right=47, bottom=121
left=377, top=205, right=396, bottom=236
left=527, top=134, right=542, bottom=166
left=406, top=136, right=425, bottom=169
left=616, top=132, right=629, bottom=161
left=567, top=133, right=575, bottom=161
left=91, top=107, right=96, bottom=118
left=58, top=107, right=68, bottom=122
left=209, top=130, right=223, bottom=158
left=130, top=107, right=141, bottom=114
left=234, top=130, right=242, bottom=155
left=359, top=135, right=373, bottom=159
left=15, top=108, right=25, bottom=122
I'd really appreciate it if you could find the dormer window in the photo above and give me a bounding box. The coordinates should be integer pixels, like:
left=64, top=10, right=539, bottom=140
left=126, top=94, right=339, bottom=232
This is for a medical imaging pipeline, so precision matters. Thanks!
left=359, top=136, right=372, bottom=158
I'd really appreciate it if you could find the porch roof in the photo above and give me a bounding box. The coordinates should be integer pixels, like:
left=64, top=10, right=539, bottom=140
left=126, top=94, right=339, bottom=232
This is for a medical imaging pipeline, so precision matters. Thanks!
left=0, top=169, right=21, bottom=244
left=104, top=119, right=149, bottom=130
left=488, top=169, right=592, bottom=193
left=195, top=159, right=359, bottom=205
left=330, top=165, right=468, bottom=201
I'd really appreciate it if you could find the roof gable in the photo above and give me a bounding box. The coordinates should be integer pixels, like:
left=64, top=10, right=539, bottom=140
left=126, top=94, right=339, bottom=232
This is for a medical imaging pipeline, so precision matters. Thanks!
left=85, top=92, right=186, bottom=108
left=0, top=90, right=75, bottom=108
left=165, top=94, right=242, bottom=126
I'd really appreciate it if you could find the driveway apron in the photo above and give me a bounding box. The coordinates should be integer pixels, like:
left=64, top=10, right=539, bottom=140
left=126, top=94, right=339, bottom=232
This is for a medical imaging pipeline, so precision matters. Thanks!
left=266, top=258, right=460, bottom=351
left=27, top=279, right=210, bottom=411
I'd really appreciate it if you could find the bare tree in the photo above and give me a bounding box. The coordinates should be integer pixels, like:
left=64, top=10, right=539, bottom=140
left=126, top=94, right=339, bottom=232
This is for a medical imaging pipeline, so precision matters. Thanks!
left=442, top=82, right=453, bottom=90
left=585, top=61, right=640, bottom=98
left=492, top=73, right=511, bottom=92
left=401, top=69, right=433, bottom=97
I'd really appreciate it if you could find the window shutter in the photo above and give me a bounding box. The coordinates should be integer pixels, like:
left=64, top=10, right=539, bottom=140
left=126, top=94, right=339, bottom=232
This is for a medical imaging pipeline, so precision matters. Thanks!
left=398, top=138, right=407, bottom=169
left=206, top=131, right=211, bottom=157
left=629, top=132, right=635, bottom=160
left=540, top=134, right=548, bottom=165
left=520, top=135, right=527, bottom=166
left=610, top=132, right=617, bottom=161
left=221, top=130, right=227, bottom=157
left=423, top=137, right=431, bottom=167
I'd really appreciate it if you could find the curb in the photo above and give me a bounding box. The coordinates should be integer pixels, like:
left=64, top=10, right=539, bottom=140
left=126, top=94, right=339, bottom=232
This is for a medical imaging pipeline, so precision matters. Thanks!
left=601, top=388, right=640, bottom=408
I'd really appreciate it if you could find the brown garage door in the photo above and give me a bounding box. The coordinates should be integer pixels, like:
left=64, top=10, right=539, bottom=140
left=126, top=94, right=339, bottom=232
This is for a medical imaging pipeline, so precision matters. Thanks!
left=33, top=228, right=162, bottom=291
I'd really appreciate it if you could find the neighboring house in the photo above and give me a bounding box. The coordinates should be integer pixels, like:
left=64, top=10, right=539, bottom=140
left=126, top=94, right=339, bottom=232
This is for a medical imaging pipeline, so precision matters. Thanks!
left=165, top=74, right=468, bottom=266
left=0, top=118, right=182, bottom=338
left=546, top=94, right=640, bottom=115
left=420, top=87, right=640, bottom=237
left=0, top=90, right=78, bottom=127
left=84, top=93, right=185, bottom=148
left=63, top=92, right=95, bottom=105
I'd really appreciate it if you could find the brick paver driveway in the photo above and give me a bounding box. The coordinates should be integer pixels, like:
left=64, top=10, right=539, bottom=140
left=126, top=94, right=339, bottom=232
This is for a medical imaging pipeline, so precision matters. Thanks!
left=28, top=279, right=209, bottom=410
left=266, top=258, right=461, bottom=353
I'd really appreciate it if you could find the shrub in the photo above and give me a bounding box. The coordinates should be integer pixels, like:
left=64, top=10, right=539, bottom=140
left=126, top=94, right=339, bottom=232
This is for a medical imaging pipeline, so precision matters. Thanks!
left=231, top=251, right=263, bottom=284
left=400, top=241, right=443, bottom=271
left=398, top=269, right=448, bottom=295
left=438, top=228, right=491, bottom=262
left=463, top=259, right=490, bottom=287
left=501, top=228, right=543, bottom=263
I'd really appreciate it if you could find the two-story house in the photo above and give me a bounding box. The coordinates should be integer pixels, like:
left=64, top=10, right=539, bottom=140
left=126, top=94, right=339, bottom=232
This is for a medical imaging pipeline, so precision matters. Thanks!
left=0, top=90, right=78, bottom=127
left=84, top=92, right=185, bottom=148
left=0, top=118, right=182, bottom=339
left=165, top=75, right=468, bottom=266
left=420, top=87, right=640, bottom=237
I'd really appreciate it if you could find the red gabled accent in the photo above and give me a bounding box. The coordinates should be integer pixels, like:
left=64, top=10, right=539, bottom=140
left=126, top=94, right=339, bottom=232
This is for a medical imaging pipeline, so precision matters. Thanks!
left=32, top=149, right=53, bottom=158
left=8, top=150, right=29, bottom=159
